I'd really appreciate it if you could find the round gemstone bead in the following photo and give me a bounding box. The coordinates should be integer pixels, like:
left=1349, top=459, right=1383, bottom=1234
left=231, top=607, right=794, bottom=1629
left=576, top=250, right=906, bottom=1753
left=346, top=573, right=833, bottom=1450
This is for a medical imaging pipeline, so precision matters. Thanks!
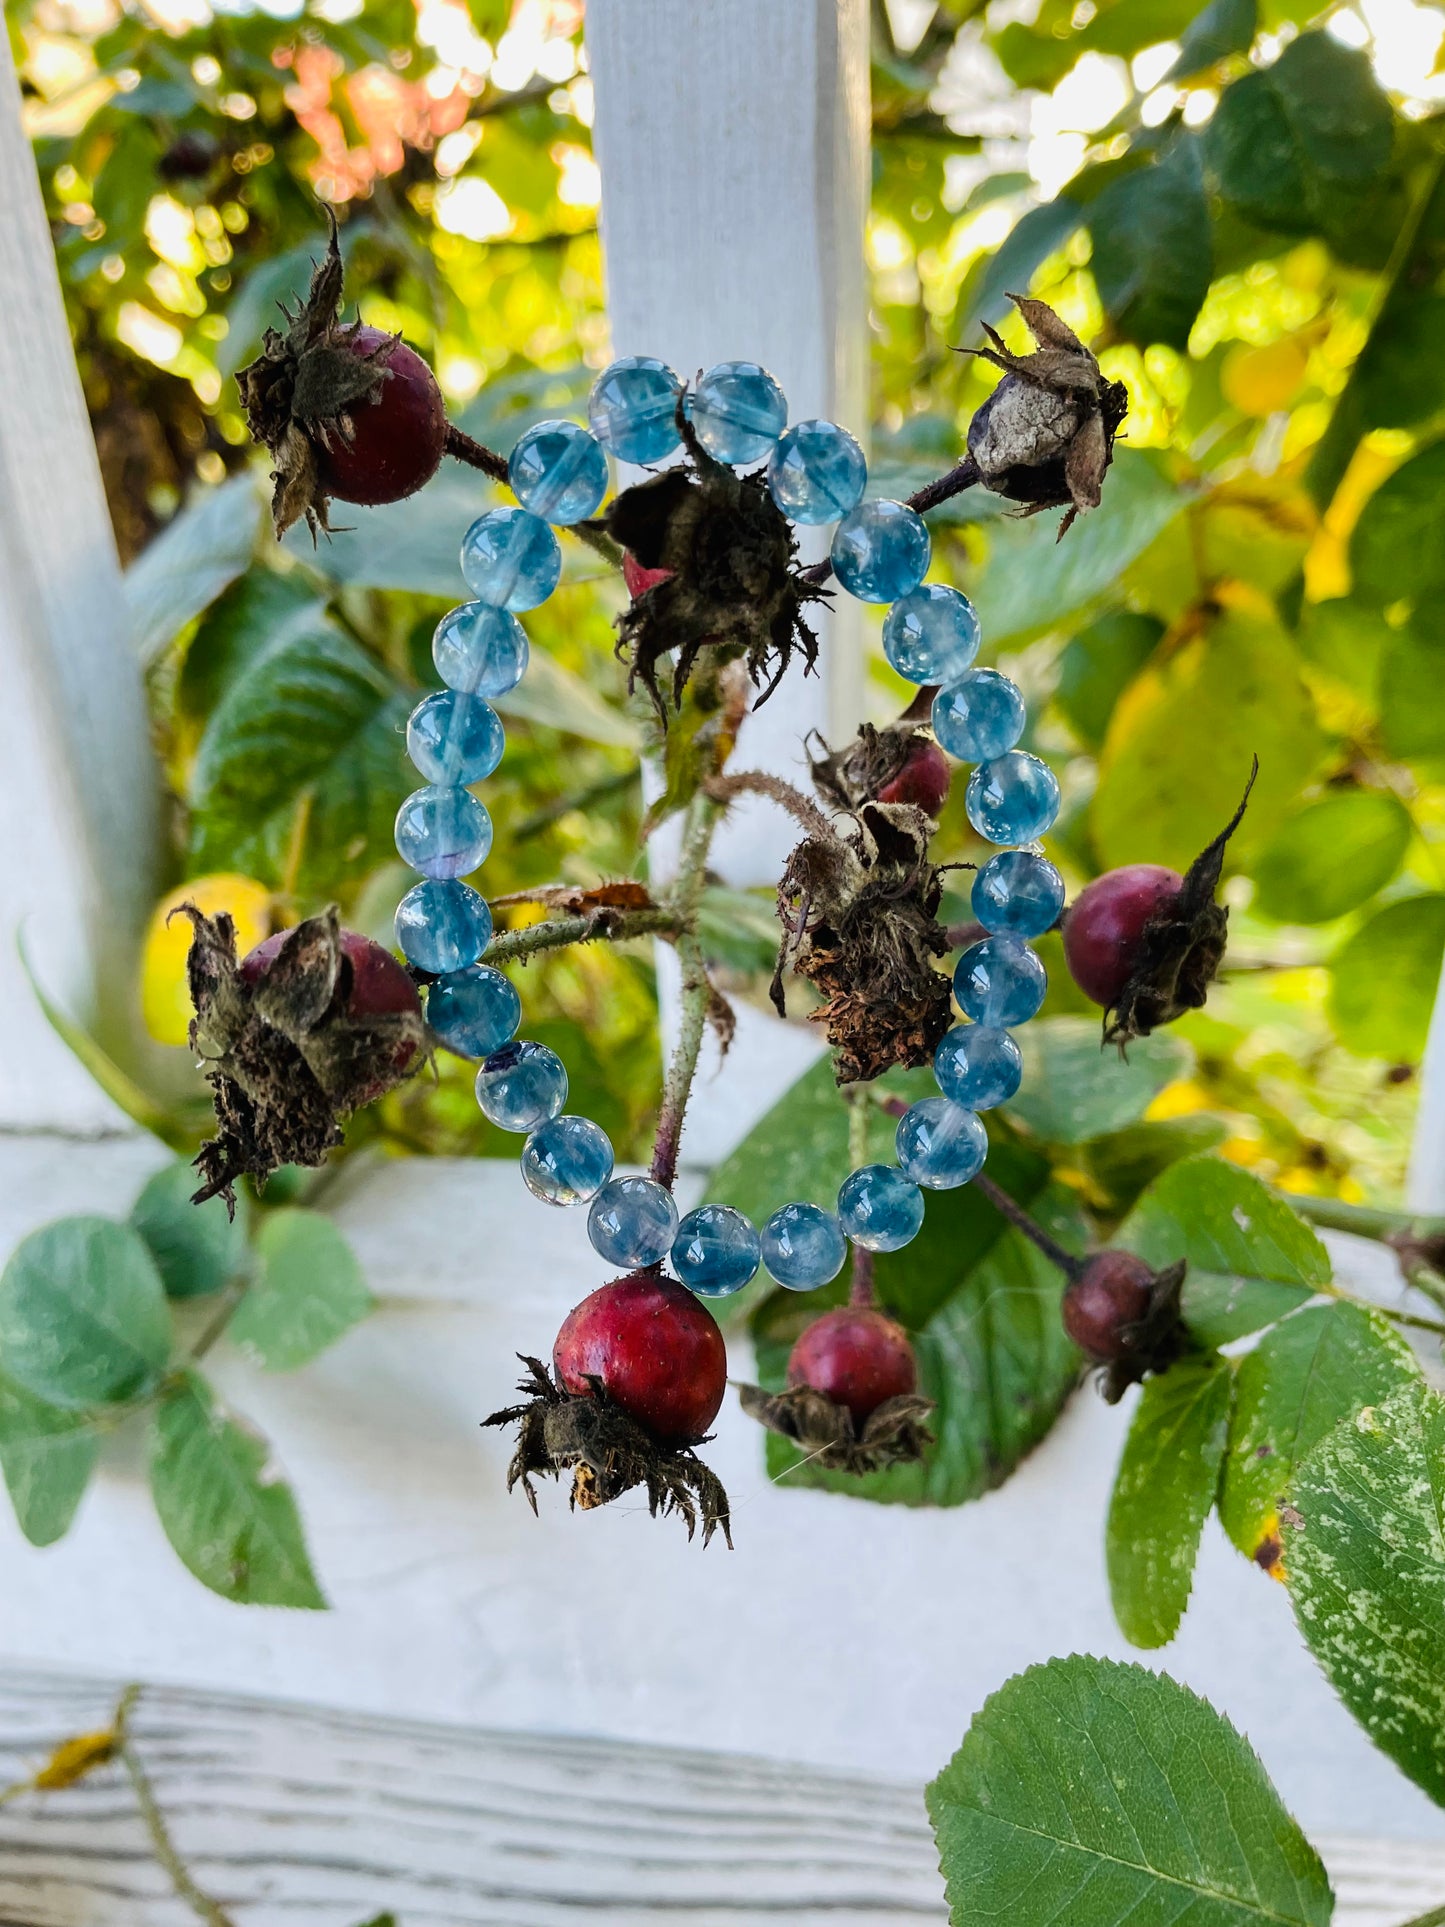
left=760, top=1202, right=847, bottom=1292
left=395, top=785, right=493, bottom=879
left=588, top=1176, right=679, bottom=1268
left=972, top=850, right=1066, bottom=940
left=433, top=602, right=529, bottom=698
left=954, top=937, right=1047, bottom=1028
left=427, top=962, right=520, bottom=1057
left=406, top=691, right=504, bottom=786
left=896, top=1098, right=987, bottom=1190
left=932, top=669, right=1026, bottom=764
left=883, top=585, right=981, bottom=685
left=588, top=356, right=684, bottom=465
left=508, top=418, right=608, bottom=525
left=837, top=1164, right=925, bottom=1253
left=394, top=878, right=492, bottom=975
left=521, top=1115, right=615, bottom=1206
left=475, top=1040, right=567, bottom=1131
left=691, top=361, right=787, bottom=464
left=671, top=1203, right=761, bottom=1297
left=766, top=419, right=867, bottom=524
left=934, top=1023, right=1023, bottom=1111
left=460, top=507, right=562, bottom=611
left=966, top=751, right=1061, bottom=845
left=831, top=500, right=930, bottom=603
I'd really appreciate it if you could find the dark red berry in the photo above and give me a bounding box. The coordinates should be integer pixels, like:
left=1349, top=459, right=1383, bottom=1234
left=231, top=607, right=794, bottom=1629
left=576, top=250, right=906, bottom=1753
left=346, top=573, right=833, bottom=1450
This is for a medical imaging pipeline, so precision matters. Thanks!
left=877, top=736, right=951, bottom=816
left=317, top=327, right=447, bottom=508
left=622, top=551, right=673, bottom=598
left=553, top=1271, right=727, bottom=1446
left=242, top=927, right=422, bottom=1023
left=786, top=1306, right=917, bottom=1425
left=1062, top=1250, right=1155, bottom=1361
left=1063, top=864, right=1183, bottom=1008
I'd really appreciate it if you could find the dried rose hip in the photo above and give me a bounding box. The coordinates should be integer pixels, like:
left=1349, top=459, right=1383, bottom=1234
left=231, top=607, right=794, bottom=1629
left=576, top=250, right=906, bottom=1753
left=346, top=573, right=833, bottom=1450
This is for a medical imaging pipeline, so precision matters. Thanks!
left=877, top=736, right=951, bottom=817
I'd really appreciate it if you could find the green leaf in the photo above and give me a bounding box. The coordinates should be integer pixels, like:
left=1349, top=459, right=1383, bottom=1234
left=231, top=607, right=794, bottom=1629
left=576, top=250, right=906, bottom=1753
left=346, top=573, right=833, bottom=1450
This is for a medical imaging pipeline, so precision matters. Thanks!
left=1328, top=894, right=1445, bottom=1061
left=1167, top=0, right=1257, bottom=78
left=1351, top=439, right=1445, bottom=610
left=1080, top=1113, right=1229, bottom=1215
left=1220, top=1302, right=1418, bottom=1572
left=1354, top=293, right=1445, bottom=432
left=1253, top=790, right=1412, bottom=925
left=1088, top=136, right=1212, bottom=351
left=1118, top=1156, right=1331, bottom=1346
left=1107, top=1355, right=1233, bottom=1648
left=130, top=1160, right=248, bottom=1301
left=177, top=568, right=326, bottom=730
left=0, top=1377, right=100, bottom=1546
left=1380, top=626, right=1445, bottom=761
left=149, top=1370, right=326, bottom=1608
left=928, top=1654, right=1334, bottom=1927
left=1296, top=596, right=1390, bottom=703
left=125, top=476, right=263, bottom=667
left=1054, top=609, right=1164, bottom=749
left=1004, top=1017, right=1190, bottom=1145
left=493, top=646, right=642, bottom=750
left=954, top=195, right=1085, bottom=338
left=0, top=1218, right=172, bottom=1410
left=229, top=1210, right=372, bottom=1371
left=696, top=885, right=781, bottom=974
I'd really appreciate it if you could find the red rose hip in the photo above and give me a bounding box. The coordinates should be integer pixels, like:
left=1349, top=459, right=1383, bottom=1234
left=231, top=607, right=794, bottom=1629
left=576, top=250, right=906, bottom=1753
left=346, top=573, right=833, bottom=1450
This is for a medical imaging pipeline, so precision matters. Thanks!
left=622, top=551, right=674, bottom=598
left=787, top=1306, right=917, bottom=1424
left=318, top=327, right=448, bottom=507
left=878, top=736, right=951, bottom=816
left=1062, top=1250, right=1155, bottom=1361
left=242, top=927, right=422, bottom=1022
left=554, top=1271, right=727, bottom=1445
left=1063, top=864, right=1184, bottom=1008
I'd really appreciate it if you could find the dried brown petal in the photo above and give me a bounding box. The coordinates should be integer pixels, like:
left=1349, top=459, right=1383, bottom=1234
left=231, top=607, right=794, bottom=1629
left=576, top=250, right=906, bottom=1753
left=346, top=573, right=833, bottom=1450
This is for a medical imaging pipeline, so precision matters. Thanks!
left=737, top=1381, right=936, bottom=1475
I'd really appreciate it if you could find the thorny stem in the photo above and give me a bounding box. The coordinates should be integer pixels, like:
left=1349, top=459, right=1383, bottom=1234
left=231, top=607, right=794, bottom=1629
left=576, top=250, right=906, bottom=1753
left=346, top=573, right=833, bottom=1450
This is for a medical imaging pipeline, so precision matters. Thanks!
left=800, top=456, right=981, bottom=587
left=649, top=798, right=722, bottom=1191
left=484, top=905, right=682, bottom=967
left=115, top=1687, right=238, bottom=1927
left=970, top=1171, right=1083, bottom=1280
left=705, top=769, right=835, bottom=840
left=444, top=422, right=626, bottom=570
left=845, top=1085, right=877, bottom=1306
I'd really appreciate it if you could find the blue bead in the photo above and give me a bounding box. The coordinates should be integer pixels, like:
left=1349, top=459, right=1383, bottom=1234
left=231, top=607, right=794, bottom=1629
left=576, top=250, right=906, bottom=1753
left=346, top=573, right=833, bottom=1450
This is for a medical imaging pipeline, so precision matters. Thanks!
left=760, top=1202, right=847, bottom=1292
left=395, top=878, right=492, bottom=975
left=966, top=751, right=1061, bottom=845
left=406, top=691, right=505, bottom=786
left=934, top=1024, right=1023, bottom=1111
left=508, top=419, right=609, bottom=525
left=427, top=962, right=520, bottom=1057
left=588, top=1176, right=679, bottom=1268
left=691, top=361, right=787, bottom=464
left=475, top=1040, right=567, bottom=1131
left=522, top=1116, right=614, bottom=1205
left=883, top=585, right=981, bottom=685
left=972, top=850, right=1066, bottom=939
left=433, top=602, right=529, bottom=697
left=896, top=1098, right=987, bottom=1190
left=671, top=1203, right=761, bottom=1297
left=460, top=507, right=562, bottom=611
left=932, top=670, right=1026, bottom=764
left=589, top=356, right=683, bottom=465
left=837, top=1164, right=925, bottom=1253
left=831, top=500, right=930, bottom=603
left=395, top=785, right=493, bottom=879
left=766, top=420, right=867, bottom=524
left=954, top=937, right=1047, bottom=1027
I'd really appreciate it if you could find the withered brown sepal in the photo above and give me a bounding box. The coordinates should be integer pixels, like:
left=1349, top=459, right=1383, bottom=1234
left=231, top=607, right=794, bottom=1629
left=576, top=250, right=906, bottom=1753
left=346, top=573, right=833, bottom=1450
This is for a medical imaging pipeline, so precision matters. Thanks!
left=1097, top=1260, right=1189, bottom=1404
left=808, top=723, right=921, bottom=812
left=737, top=1381, right=936, bottom=1475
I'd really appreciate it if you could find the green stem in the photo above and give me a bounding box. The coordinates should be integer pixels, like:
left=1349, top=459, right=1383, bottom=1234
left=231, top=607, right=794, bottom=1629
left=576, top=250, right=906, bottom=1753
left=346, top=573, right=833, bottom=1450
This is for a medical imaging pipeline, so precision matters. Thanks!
left=1396, top=1906, right=1445, bottom=1927
left=970, top=1171, right=1082, bottom=1280
left=649, top=798, right=721, bottom=1191
left=444, top=423, right=624, bottom=570
left=115, top=1687, right=238, bottom=1927
left=188, top=1277, right=247, bottom=1363
left=1289, top=1195, right=1445, bottom=1242
left=484, top=905, right=682, bottom=966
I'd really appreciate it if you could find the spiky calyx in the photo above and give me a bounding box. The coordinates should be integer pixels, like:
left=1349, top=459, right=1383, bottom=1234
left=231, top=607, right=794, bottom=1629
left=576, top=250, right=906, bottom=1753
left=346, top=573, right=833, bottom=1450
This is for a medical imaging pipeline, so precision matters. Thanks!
left=738, top=1379, right=935, bottom=1476
left=808, top=723, right=948, bottom=818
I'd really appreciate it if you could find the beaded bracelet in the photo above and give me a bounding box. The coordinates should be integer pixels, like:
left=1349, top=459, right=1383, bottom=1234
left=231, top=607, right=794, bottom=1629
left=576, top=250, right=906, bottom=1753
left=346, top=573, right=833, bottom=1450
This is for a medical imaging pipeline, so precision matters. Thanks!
left=389, top=353, right=1065, bottom=1298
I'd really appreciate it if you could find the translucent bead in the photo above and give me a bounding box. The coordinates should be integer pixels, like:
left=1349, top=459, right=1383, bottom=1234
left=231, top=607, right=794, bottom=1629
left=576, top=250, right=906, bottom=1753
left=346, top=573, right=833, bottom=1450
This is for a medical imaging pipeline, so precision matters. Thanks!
left=954, top=936, right=1047, bottom=1028
left=691, top=361, right=787, bottom=465
left=395, top=785, right=493, bottom=879
left=427, top=962, right=520, bottom=1057
left=966, top=751, right=1061, bottom=845
left=932, top=669, right=1026, bottom=764
left=406, top=691, right=504, bottom=785
left=475, top=1039, right=567, bottom=1131
left=934, top=1023, right=1023, bottom=1111
left=972, top=850, right=1066, bottom=940
left=589, top=356, right=683, bottom=465
left=508, top=419, right=609, bottom=525
left=883, top=585, right=981, bottom=685
left=521, top=1115, right=614, bottom=1206
left=671, top=1203, right=761, bottom=1297
left=433, top=602, right=529, bottom=698
left=836, top=1163, right=925, bottom=1253
left=766, top=419, right=867, bottom=524
left=896, top=1098, right=987, bottom=1190
left=460, top=507, right=562, bottom=611
left=831, top=500, right=930, bottom=603
left=760, top=1202, right=847, bottom=1292
left=395, top=878, right=492, bottom=975
left=588, top=1176, right=679, bottom=1268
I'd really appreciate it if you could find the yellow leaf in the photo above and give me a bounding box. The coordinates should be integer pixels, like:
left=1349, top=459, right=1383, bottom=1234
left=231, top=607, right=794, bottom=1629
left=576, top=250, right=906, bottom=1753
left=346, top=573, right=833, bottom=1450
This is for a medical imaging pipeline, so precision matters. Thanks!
left=142, top=874, right=271, bottom=1046
left=32, top=1728, right=117, bottom=1790
left=1221, top=337, right=1309, bottom=417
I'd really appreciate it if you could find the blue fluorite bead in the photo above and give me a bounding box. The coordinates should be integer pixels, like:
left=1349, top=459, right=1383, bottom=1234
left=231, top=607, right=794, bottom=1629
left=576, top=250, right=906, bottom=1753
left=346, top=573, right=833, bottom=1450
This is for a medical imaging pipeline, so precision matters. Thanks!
left=691, top=361, right=787, bottom=464
left=521, top=1115, right=614, bottom=1206
left=671, top=1203, right=761, bottom=1297
left=508, top=419, right=608, bottom=525
left=433, top=602, right=529, bottom=697
left=831, top=500, right=930, bottom=603
left=460, top=507, right=562, bottom=611
left=588, top=1176, right=679, bottom=1268
left=954, top=937, right=1047, bottom=1028
left=837, top=1164, right=924, bottom=1252
left=766, top=420, right=867, bottom=524
left=588, top=356, right=683, bottom=465
left=760, top=1202, right=847, bottom=1292
left=427, top=962, right=520, bottom=1057
left=966, top=751, right=1061, bottom=845
left=934, top=1023, right=1023, bottom=1111
left=896, top=1098, right=987, bottom=1190
left=475, top=1039, right=567, bottom=1131
left=395, top=785, right=493, bottom=879
left=972, top=850, right=1066, bottom=940
left=932, top=669, right=1026, bottom=763
left=394, top=878, right=492, bottom=975
left=883, top=585, right=981, bottom=685
left=406, top=691, right=504, bottom=785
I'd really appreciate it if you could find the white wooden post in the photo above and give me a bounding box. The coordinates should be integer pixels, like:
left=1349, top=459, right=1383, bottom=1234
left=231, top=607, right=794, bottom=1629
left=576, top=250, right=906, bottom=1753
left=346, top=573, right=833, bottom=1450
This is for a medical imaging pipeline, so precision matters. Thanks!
left=1408, top=967, right=1445, bottom=1210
